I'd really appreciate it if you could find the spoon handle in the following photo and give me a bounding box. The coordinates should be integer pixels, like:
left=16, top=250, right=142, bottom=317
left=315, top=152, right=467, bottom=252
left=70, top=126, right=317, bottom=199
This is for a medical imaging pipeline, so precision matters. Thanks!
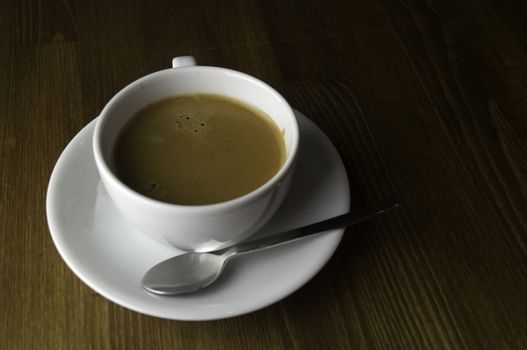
left=217, top=197, right=400, bottom=256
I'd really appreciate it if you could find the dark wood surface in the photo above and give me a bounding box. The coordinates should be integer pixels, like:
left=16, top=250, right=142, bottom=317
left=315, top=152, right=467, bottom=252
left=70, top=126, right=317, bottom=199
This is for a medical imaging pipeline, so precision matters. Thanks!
left=2, top=0, right=527, bottom=348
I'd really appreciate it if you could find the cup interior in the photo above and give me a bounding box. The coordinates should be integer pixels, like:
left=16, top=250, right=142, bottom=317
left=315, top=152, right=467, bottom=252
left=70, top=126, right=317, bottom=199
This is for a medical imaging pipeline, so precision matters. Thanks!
left=95, top=66, right=299, bottom=204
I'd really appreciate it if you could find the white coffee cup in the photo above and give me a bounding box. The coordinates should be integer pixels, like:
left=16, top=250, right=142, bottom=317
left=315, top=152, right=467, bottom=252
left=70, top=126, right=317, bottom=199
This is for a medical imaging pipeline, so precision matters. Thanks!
left=93, top=56, right=299, bottom=251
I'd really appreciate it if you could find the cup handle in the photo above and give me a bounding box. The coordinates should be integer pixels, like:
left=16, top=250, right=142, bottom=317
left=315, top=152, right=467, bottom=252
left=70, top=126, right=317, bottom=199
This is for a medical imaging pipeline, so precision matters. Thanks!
left=172, top=56, right=197, bottom=68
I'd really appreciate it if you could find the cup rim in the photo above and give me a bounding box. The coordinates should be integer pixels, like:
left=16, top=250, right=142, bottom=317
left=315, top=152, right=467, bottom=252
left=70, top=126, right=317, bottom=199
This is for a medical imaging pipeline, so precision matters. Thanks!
left=93, top=65, right=299, bottom=213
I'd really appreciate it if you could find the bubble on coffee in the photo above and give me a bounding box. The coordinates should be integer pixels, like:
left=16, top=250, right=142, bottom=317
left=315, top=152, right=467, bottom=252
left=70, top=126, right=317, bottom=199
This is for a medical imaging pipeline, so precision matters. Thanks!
left=172, top=113, right=208, bottom=137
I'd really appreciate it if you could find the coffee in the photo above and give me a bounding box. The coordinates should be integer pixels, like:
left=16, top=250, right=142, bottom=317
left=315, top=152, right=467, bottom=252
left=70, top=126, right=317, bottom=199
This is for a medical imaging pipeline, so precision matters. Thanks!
left=113, top=94, right=286, bottom=205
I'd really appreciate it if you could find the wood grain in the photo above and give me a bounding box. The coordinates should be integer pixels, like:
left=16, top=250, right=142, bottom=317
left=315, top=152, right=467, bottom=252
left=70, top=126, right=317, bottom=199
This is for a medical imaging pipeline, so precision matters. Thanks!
left=1, top=0, right=527, bottom=348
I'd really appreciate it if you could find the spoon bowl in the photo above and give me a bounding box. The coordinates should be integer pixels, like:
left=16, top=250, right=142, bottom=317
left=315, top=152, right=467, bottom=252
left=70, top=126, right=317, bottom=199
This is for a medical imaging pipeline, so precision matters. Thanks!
left=142, top=251, right=235, bottom=295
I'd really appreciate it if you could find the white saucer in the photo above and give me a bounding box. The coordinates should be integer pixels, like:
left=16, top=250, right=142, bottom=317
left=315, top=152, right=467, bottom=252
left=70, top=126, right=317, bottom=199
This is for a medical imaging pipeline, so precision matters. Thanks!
left=46, top=110, right=350, bottom=320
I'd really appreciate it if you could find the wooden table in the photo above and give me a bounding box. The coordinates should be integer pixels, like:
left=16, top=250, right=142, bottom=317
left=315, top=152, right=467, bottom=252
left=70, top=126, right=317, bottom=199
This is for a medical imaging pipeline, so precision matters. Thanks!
left=2, top=0, right=527, bottom=348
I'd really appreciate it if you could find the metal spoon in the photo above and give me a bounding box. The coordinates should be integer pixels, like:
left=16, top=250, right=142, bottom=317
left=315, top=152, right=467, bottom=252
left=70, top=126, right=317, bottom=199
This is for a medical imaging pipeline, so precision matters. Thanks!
left=142, top=197, right=400, bottom=295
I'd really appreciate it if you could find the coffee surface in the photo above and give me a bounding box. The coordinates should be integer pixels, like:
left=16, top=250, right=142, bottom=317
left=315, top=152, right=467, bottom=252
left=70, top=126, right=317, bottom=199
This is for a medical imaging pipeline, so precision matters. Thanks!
left=113, top=94, right=285, bottom=205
